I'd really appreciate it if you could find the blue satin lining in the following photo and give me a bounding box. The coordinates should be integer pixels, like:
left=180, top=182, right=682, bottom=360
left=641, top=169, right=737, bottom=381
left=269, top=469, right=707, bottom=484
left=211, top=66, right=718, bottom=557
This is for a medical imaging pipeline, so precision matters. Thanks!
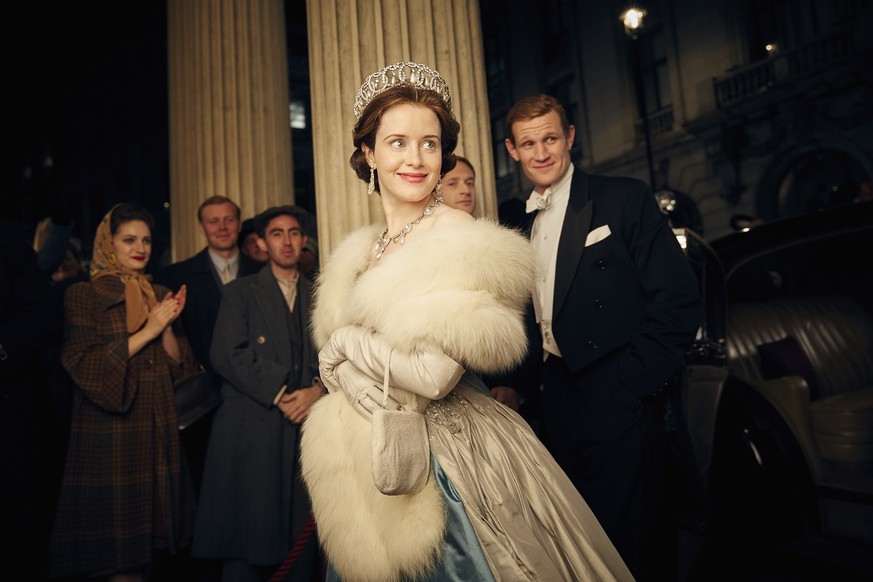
left=423, top=456, right=495, bottom=581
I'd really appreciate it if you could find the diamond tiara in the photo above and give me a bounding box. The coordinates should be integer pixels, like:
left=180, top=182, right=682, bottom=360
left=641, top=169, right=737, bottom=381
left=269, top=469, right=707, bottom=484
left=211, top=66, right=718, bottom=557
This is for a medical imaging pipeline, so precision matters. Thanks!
left=353, top=62, right=452, bottom=120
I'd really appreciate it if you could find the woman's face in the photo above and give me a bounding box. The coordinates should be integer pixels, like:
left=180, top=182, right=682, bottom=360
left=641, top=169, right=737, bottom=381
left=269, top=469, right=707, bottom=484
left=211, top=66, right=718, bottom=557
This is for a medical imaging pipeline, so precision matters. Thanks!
left=111, top=219, right=152, bottom=272
left=363, top=103, right=442, bottom=204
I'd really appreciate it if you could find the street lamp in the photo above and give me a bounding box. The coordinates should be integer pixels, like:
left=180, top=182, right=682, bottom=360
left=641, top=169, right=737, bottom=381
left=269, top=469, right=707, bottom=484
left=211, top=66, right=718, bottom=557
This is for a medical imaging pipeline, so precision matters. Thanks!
left=620, top=7, right=657, bottom=190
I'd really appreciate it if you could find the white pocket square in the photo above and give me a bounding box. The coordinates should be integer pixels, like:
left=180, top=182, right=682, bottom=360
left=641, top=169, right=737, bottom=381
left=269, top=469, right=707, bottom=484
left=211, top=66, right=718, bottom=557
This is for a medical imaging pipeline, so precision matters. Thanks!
left=585, top=224, right=611, bottom=247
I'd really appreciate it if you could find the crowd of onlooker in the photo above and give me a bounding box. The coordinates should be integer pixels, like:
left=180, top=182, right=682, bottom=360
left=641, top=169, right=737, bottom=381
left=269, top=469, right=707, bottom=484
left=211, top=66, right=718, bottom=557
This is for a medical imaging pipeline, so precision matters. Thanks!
left=0, top=170, right=488, bottom=582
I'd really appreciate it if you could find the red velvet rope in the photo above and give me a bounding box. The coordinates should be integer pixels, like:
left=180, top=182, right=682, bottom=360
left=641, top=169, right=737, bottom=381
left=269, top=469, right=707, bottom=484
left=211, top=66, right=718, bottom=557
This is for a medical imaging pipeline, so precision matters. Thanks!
left=269, top=515, right=317, bottom=582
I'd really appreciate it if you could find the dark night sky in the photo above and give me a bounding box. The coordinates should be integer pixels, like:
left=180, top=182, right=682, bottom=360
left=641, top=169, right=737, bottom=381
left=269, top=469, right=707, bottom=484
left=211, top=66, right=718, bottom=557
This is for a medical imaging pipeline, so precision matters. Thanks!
left=3, top=1, right=308, bottom=260
left=3, top=1, right=170, bottom=251
left=5, top=3, right=165, bottom=199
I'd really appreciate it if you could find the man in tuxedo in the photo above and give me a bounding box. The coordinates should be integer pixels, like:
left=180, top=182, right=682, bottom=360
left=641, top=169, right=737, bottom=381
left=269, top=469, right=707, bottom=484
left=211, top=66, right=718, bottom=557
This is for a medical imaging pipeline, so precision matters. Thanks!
left=497, top=94, right=702, bottom=581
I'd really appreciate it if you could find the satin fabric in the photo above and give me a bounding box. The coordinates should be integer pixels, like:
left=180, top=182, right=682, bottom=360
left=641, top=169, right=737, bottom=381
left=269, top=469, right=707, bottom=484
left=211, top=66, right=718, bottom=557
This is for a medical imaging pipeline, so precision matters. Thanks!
left=428, top=373, right=633, bottom=581
left=321, top=371, right=633, bottom=581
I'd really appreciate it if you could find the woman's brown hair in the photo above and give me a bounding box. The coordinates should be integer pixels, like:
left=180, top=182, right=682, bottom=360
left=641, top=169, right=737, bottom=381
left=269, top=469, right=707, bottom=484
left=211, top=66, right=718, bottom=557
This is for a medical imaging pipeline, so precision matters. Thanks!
left=349, top=85, right=459, bottom=193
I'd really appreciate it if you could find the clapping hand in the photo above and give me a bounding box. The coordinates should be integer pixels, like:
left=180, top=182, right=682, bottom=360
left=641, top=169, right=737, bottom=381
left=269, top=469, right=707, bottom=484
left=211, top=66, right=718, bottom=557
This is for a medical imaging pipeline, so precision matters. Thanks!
left=167, top=284, right=187, bottom=322
left=146, top=284, right=187, bottom=337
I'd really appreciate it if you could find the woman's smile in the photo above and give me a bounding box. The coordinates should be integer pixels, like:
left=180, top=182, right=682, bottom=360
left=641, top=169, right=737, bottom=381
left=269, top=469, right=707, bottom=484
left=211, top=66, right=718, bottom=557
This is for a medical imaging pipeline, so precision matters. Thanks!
left=398, top=172, right=428, bottom=183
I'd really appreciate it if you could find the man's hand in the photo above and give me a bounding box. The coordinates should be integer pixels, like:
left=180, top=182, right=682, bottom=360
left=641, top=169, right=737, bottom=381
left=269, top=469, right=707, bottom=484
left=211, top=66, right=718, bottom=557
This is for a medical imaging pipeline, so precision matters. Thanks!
left=491, top=386, right=521, bottom=411
left=277, top=383, right=324, bottom=424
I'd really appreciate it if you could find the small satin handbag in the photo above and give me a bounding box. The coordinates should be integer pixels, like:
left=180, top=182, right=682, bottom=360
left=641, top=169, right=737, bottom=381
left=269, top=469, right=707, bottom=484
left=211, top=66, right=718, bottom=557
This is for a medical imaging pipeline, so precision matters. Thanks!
left=370, top=350, right=430, bottom=496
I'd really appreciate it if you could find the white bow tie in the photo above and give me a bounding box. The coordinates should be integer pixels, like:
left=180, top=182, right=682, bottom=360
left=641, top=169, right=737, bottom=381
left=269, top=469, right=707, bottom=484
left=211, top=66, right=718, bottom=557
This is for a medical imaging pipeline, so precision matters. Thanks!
left=526, top=190, right=552, bottom=213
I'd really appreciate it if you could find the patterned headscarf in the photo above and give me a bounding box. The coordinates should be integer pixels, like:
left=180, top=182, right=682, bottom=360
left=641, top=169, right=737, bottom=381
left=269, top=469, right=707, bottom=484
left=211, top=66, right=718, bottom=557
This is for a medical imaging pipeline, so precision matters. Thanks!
left=90, top=205, right=159, bottom=333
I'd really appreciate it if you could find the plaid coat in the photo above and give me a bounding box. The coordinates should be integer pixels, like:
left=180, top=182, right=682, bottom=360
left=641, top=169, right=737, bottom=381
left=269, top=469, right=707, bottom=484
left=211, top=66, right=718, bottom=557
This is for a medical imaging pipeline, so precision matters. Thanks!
left=48, top=275, right=197, bottom=577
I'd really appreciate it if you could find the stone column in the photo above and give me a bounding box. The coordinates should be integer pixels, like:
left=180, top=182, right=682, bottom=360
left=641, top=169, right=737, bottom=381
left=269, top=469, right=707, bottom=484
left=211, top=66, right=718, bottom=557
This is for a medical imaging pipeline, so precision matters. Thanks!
left=167, top=0, right=294, bottom=262
left=307, top=0, right=494, bottom=257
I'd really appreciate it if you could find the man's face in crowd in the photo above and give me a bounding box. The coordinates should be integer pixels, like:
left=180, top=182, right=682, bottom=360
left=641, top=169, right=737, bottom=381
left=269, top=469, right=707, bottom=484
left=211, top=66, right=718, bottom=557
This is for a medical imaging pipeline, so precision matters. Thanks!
left=241, top=231, right=268, bottom=263
left=441, top=160, right=476, bottom=215
left=258, top=214, right=307, bottom=270
left=200, top=201, right=241, bottom=252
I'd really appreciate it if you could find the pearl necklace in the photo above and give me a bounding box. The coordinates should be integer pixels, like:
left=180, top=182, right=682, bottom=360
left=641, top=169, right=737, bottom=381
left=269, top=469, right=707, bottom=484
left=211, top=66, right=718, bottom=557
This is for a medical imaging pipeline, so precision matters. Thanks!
left=374, top=196, right=443, bottom=260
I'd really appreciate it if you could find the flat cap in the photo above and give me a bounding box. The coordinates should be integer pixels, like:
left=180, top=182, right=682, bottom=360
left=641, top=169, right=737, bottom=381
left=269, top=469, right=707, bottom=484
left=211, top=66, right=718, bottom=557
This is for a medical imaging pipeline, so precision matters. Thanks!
left=254, top=205, right=308, bottom=236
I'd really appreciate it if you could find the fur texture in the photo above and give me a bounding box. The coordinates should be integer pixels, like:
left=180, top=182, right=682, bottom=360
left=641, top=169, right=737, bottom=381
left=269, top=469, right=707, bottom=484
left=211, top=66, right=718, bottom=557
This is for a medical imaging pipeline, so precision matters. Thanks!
left=302, top=218, right=536, bottom=581
left=301, top=394, right=446, bottom=581
left=311, top=219, right=535, bottom=372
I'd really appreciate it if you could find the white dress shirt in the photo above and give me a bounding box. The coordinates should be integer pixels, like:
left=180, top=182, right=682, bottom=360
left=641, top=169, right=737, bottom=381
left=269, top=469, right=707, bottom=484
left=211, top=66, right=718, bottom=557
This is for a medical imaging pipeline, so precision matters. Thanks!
left=209, top=249, right=240, bottom=285
left=529, top=165, right=575, bottom=359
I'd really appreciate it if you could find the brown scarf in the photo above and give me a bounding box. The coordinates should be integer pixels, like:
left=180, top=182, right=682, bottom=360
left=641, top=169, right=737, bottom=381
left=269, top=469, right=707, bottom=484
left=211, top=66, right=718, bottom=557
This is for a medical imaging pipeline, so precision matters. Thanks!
left=90, top=205, right=159, bottom=333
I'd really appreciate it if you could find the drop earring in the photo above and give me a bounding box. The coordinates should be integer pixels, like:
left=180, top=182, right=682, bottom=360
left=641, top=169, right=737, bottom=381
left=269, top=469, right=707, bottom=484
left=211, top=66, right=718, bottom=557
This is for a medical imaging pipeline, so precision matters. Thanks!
left=368, top=165, right=376, bottom=196
left=434, top=178, right=443, bottom=199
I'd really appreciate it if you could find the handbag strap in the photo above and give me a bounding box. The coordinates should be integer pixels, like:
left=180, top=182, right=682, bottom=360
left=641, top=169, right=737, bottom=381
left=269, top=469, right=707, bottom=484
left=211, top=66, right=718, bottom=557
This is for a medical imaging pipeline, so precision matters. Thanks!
left=381, top=347, right=393, bottom=409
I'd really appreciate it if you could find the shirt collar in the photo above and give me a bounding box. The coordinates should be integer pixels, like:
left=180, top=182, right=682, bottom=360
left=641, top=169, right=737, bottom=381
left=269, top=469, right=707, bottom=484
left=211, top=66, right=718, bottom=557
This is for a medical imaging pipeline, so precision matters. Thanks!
left=527, top=164, right=574, bottom=212
left=208, top=248, right=239, bottom=271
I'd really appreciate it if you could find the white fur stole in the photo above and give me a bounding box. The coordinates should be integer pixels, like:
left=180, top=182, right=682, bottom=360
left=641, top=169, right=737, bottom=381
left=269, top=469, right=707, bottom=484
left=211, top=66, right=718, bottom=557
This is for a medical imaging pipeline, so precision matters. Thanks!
left=301, top=219, right=535, bottom=581
left=311, top=219, right=535, bottom=372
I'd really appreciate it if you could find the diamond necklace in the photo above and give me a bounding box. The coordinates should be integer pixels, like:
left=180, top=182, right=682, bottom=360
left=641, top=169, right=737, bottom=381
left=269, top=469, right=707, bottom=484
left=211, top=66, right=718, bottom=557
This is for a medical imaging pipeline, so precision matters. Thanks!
left=374, top=195, right=443, bottom=260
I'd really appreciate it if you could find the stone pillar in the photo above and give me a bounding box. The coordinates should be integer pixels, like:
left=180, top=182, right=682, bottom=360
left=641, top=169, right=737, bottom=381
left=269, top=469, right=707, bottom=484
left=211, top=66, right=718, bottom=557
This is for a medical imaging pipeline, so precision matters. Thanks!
left=167, top=0, right=294, bottom=262
left=307, top=0, right=494, bottom=257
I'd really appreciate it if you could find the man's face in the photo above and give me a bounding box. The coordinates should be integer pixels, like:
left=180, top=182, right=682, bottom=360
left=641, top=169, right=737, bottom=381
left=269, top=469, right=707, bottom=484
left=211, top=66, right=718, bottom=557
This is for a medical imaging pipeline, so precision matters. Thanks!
left=441, top=160, right=476, bottom=215
left=241, top=232, right=268, bottom=263
left=505, top=110, right=575, bottom=194
left=199, top=202, right=241, bottom=252
left=257, top=214, right=307, bottom=270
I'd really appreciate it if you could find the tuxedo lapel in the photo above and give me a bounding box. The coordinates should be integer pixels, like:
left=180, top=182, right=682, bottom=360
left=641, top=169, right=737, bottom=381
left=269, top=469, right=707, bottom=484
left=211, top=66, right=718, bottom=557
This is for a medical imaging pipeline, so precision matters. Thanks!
left=554, top=171, right=593, bottom=316
left=521, top=210, right=537, bottom=237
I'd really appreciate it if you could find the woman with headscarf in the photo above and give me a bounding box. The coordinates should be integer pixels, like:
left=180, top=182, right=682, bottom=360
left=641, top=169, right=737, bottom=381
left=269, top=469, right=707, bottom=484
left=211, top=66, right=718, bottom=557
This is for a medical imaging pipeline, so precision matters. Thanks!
left=48, top=203, right=197, bottom=581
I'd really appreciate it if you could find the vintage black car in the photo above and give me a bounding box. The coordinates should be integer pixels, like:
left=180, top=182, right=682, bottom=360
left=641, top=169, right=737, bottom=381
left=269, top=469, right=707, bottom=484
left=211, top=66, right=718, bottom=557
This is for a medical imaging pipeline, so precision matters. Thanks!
left=673, top=200, right=873, bottom=579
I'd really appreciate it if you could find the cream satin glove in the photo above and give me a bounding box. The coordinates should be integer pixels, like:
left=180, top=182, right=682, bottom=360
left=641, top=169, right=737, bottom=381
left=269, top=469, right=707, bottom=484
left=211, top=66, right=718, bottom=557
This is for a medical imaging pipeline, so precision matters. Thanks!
left=319, top=324, right=465, bottom=418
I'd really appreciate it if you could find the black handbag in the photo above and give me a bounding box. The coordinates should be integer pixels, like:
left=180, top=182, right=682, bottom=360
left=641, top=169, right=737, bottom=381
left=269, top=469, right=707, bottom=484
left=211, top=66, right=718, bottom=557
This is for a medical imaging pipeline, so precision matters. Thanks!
left=174, top=367, right=223, bottom=430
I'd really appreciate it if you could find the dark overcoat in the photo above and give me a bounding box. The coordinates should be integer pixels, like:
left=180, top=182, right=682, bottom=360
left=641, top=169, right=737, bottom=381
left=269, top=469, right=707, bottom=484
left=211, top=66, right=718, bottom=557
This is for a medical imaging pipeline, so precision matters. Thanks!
left=48, top=276, right=197, bottom=578
left=192, top=266, right=318, bottom=567
left=156, top=248, right=262, bottom=381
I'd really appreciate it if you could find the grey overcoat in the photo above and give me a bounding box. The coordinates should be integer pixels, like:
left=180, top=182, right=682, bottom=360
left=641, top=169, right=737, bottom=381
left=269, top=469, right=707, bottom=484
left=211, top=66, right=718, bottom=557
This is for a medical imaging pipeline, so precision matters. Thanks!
left=192, top=266, right=319, bottom=566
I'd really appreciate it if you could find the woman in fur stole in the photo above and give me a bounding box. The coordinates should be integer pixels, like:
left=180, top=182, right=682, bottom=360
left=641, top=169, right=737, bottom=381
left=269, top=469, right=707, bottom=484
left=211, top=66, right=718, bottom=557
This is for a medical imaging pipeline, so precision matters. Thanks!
left=300, top=62, right=633, bottom=582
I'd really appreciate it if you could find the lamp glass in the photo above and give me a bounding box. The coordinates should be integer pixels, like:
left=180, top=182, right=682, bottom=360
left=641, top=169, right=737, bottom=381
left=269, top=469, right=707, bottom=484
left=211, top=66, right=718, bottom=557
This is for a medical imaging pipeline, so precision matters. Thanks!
left=621, top=8, right=647, bottom=35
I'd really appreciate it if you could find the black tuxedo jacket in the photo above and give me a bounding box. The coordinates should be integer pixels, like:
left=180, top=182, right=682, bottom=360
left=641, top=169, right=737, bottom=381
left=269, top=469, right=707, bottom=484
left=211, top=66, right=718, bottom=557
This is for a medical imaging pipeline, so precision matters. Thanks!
left=156, top=248, right=263, bottom=380
left=504, top=169, right=702, bottom=402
